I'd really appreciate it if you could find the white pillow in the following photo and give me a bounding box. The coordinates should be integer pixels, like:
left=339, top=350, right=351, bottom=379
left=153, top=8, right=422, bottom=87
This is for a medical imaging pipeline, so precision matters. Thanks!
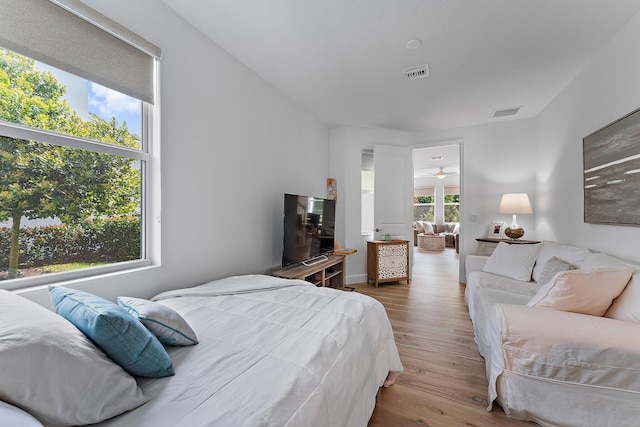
left=0, top=290, right=150, bottom=426
left=118, top=296, right=198, bottom=346
left=482, top=242, right=541, bottom=282
left=527, top=268, right=634, bottom=316
left=0, top=401, right=43, bottom=427
left=421, top=221, right=434, bottom=234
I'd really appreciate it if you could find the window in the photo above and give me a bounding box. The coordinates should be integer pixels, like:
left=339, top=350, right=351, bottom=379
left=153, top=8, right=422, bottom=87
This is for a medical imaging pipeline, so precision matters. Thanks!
left=414, top=187, right=435, bottom=222
left=444, top=186, right=460, bottom=222
left=361, top=151, right=374, bottom=235
left=0, top=1, right=160, bottom=288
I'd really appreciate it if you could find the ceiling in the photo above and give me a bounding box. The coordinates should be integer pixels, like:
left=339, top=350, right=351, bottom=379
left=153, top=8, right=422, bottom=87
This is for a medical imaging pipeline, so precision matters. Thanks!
left=413, top=145, right=460, bottom=185
left=161, top=0, right=640, bottom=133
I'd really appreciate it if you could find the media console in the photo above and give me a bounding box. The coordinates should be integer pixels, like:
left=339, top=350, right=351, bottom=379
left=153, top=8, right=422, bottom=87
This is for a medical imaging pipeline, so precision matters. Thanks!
left=272, top=254, right=346, bottom=289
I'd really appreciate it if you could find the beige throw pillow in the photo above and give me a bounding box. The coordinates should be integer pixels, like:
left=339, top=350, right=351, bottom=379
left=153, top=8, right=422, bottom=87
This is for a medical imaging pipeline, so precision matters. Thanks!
left=527, top=268, right=634, bottom=316
left=605, top=271, right=640, bottom=323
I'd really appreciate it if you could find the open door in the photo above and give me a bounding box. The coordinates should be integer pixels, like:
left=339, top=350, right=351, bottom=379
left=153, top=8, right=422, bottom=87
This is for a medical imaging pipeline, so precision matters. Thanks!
left=373, top=143, right=414, bottom=255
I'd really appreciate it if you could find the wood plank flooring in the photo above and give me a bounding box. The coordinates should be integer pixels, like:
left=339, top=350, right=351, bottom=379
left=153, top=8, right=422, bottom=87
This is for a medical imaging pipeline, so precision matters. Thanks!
left=352, top=248, right=533, bottom=427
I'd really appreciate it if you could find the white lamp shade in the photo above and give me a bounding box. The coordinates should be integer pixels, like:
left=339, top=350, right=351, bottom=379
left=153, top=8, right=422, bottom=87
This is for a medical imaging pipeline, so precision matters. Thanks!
left=498, top=193, right=533, bottom=214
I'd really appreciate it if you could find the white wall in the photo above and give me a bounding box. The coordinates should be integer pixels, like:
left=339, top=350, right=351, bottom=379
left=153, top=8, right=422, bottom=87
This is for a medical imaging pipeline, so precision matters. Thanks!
left=418, top=119, right=538, bottom=281
left=329, top=121, right=537, bottom=283
left=535, top=11, right=640, bottom=262
left=18, top=0, right=329, bottom=307
left=329, top=126, right=418, bottom=283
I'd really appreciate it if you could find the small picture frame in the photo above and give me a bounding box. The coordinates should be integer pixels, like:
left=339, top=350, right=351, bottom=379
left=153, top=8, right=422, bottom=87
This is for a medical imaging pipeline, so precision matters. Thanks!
left=488, top=221, right=506, bottom=239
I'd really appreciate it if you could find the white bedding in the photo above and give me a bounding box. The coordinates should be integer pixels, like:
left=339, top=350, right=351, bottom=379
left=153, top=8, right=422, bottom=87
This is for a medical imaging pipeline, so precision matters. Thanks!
left=97, top=275, right=403, bottom=427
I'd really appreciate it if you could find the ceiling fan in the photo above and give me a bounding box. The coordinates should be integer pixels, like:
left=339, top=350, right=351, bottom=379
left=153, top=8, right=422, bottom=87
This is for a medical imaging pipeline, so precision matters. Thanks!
left=421, top=167, right=459, bottom=179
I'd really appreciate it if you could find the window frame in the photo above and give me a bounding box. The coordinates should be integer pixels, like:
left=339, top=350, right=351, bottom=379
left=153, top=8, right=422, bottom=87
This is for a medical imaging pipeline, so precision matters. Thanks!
left=413, top=192, right=435, bottom=223
left=0, top=69, right=159, bottom=291
left=443, top=194, right=460, bottom=223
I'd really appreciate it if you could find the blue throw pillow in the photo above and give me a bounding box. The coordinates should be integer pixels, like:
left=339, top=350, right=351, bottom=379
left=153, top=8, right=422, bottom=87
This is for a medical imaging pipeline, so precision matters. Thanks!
left=49, top=286, right=174, bottom=378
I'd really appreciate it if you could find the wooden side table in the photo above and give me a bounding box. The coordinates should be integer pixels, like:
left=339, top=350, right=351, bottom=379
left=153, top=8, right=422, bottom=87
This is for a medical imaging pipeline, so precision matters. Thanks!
left=417, top=234, right=445, bottom=251
left=367, top=240, right=410, bottom=287
left=475, top=237, right=541, bottom=256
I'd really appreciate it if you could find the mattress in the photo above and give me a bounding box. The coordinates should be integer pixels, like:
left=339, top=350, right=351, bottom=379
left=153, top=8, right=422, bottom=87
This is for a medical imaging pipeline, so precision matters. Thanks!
left=97, top=275, right=403, bottom=427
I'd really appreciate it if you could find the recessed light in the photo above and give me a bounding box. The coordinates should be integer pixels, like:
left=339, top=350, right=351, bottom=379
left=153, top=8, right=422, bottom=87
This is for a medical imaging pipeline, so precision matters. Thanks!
left=406, top=39, right=422, bottom=50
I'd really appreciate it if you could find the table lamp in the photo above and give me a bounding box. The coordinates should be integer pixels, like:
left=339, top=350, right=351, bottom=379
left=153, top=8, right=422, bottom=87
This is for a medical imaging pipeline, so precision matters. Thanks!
left=498, top=193, right=533, bottom=239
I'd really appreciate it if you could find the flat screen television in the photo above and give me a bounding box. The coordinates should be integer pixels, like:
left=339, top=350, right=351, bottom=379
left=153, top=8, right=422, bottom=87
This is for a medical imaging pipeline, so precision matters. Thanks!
left=282, top=193, right=336, bottom=267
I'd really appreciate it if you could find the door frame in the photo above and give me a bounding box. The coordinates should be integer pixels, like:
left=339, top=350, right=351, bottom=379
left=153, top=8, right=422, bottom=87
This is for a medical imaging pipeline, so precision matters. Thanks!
left=410, top=138, right=465, bottom=282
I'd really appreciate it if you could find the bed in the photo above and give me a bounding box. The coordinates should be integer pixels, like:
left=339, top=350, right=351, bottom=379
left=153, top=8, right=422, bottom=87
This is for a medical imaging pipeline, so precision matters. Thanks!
left=0, top=275, right=402, bottom=426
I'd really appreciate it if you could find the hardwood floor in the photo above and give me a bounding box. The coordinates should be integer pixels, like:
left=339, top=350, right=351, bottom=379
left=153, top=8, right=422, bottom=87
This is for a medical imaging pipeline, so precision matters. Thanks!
left=352, top=248, right=533, bottom=427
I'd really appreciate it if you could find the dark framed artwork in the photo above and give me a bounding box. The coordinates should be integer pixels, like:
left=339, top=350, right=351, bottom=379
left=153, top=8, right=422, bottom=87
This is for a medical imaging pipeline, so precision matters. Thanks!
left=583, top=107, right=640, bottom=225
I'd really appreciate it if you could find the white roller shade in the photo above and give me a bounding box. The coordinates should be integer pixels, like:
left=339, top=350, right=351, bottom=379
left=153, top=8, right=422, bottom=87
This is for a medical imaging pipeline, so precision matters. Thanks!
left=444, top=186, right=460, bottom=195
left=414, top=187, right=434, bottom=197
left=0, top=0, right=161, bottom=104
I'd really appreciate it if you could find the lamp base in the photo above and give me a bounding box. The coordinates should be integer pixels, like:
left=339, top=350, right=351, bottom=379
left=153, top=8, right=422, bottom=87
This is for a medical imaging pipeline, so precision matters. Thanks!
left=504, top=227, right=525, bottom=239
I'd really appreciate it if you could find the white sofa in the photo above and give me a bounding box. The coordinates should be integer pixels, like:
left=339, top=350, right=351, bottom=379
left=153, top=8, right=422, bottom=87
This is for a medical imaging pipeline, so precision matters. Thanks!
left=465, top=241, right=640, bottom=427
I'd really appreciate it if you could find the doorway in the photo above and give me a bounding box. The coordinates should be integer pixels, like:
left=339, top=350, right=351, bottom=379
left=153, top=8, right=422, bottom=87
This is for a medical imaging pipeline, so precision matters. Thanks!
left=412, top=144, right=461, bottom=274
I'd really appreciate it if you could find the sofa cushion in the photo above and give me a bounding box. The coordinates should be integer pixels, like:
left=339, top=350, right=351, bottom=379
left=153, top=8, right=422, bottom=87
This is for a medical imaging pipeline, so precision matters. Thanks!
left=606, top=271, right=640, bottom=323
left=527, top=268, right=634, bottom=316
left=469, top=287, right=532, bottom=359
left=580, top=252, right=633, bottom=272
left=466, top=271, right=538, bottom=296
left=536, top=256, right=576, bottom=287
left=482, top=242, right=541, bottom=282
left=531, top=241, right=592, bottom=283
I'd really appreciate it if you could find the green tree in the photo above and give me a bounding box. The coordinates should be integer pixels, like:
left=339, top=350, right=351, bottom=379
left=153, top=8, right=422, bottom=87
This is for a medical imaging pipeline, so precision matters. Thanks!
left=444, top=194, right=460, bottom=222
left=0, top=49, right=140, bottom=279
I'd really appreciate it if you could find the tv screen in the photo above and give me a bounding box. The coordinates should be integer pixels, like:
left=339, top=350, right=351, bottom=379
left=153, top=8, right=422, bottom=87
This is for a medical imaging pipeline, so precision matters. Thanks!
left=282, top=193, right=336, bottom=267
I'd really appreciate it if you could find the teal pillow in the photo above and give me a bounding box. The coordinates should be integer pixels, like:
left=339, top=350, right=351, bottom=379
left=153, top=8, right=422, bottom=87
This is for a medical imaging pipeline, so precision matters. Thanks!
left=49, top=286, right=174, bottom=378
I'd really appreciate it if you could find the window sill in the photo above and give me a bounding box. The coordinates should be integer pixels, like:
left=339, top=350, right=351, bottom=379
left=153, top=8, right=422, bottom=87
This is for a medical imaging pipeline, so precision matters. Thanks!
left=6, top=260, right=156, bottom=293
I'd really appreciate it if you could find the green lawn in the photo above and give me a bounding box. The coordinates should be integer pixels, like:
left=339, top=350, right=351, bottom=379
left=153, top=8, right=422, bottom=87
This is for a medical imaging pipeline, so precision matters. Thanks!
left=44, top=262, right=107, bottom=273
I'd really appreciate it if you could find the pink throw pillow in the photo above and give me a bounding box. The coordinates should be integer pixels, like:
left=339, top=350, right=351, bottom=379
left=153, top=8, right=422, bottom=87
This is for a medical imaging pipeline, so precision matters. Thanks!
left=527, top=268, right=633, bottom=316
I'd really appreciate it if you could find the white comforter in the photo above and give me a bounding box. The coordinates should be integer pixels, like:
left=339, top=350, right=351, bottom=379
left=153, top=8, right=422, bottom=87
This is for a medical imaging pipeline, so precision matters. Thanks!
left=98, top=275, right=402, bottom=427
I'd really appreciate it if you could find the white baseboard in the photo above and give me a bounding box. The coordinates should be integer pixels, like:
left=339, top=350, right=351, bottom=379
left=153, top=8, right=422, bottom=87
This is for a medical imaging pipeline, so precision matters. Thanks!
left=347, top=274, right=367, bottom=285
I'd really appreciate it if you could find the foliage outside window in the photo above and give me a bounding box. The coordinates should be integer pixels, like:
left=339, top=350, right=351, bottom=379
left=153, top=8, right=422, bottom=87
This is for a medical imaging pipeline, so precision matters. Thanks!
left=414, top=195, right=435, bottom=222
left=444, top=194, right=460, bottom=222
left=0, top=48, right=145, bottom=282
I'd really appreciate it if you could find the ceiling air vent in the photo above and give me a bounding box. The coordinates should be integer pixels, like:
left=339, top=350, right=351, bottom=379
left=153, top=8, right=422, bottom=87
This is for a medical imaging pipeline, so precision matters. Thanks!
left=492, top=106, right=522, bottom=118
left=405, top=64, right=429, bottom=80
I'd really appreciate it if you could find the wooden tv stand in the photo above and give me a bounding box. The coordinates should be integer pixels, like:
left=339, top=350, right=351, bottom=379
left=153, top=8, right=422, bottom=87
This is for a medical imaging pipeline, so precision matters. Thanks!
left=272, top=254, right=346, bottom=289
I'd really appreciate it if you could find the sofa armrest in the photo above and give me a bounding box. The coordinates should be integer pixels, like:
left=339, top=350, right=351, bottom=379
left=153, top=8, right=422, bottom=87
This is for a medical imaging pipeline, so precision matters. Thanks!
left=487, top=303, right=640, bottom=408
left=465, top=255, right=489, bottom=277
